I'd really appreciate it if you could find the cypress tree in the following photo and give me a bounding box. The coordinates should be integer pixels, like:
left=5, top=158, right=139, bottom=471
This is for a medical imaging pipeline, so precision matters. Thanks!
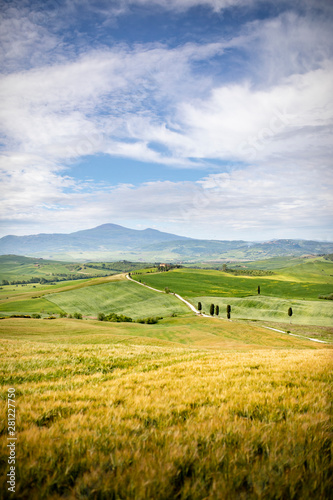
left=210, top=303, right=215, bottom=316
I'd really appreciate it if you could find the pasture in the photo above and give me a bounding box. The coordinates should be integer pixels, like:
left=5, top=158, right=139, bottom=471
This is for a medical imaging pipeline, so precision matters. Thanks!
left=0, top=318, right=332, bottom=499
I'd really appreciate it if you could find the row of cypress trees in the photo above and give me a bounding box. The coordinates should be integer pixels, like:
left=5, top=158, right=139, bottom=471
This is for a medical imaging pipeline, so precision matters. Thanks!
left=197, top=302, right=231, bottom=318
left=197, top=301, right=293, bottom=320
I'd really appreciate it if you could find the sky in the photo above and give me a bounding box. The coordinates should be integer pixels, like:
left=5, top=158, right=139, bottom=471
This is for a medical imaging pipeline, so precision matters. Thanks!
left=0, top=0, right=332, bottom=241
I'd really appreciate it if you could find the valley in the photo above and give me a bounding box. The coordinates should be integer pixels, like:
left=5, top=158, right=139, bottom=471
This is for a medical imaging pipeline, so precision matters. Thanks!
left=0, top=252, right=332, bottom=499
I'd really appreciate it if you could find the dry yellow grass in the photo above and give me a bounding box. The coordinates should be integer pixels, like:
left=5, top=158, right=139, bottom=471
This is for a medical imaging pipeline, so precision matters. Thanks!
left=1, top=328, right=332, bottom=499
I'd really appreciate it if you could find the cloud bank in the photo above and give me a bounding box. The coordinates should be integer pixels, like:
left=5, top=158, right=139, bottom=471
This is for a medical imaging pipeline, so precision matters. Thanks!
left=0, top=0, right=332, bottom=240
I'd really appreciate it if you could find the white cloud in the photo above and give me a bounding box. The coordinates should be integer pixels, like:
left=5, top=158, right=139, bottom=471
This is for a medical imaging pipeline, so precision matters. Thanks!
left=0, top=1, right=332, bottom=239
left=1, top=161, right=332, bottom=240
left=175, top=61, right=333, bottom=164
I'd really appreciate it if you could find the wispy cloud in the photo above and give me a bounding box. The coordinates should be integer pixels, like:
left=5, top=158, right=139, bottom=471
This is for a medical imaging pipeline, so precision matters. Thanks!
left=0, top=0, right=332, bottom=239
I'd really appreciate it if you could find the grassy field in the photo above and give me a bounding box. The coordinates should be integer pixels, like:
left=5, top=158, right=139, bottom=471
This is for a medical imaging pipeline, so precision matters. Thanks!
left=133, top=261, right=333, bottom=327
left=46, top=281, right=190, bottom=320
left=137, top=265, right=333, bottom=301
left=0, top=275, right=126, bottom=317
left=195, top=296, right=333, bottom=327
left=0, top=316, right=325, bottom=349
left=0, top=297, right=64, bottom=316
left=0, top=257, right=332, bottom=328
left=0, top=255, right=112, bottom=282
left=0, top=317, right=332, bottom=499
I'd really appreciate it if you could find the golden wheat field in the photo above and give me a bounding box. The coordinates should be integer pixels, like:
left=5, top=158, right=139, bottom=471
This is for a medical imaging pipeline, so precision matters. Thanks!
left=0, top=317, right=332, bottom=499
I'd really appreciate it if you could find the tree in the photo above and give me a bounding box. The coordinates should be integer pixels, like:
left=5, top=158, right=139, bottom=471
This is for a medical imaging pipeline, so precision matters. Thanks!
left=227, top=304, right=231, bottom=319
left=215, top=305, right=219, bottom=316
left=288, top=307, right=293, bottom=323
left=1, top=279, right=9, bottom=285
left=198, top=302, right=202, bottom=312
left=210, top=303, right=215, bottom=316
left=97, top=312, right=105, bottom=321
left=258, top=285, right=261, bottom=295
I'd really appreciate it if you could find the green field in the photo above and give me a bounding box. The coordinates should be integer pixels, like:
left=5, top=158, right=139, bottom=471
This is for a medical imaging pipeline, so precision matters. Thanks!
left=0, top=255, right=111, bottom=281
left=0, top=315, right=324, bottom=349
left=131, top=260, right=333, bottom=327
left=137, top=263, right=333, bottom=300
left=196, top=296, right=333, bottom=326
left=47, top=280, right=190, bottom=319
left=0, top=297, right=64, bottom=316
left=0, top=255, right=160, bottom=283
left=0, top=256, right=332, bottom=329
left=0, top=318, right=332, bottom=499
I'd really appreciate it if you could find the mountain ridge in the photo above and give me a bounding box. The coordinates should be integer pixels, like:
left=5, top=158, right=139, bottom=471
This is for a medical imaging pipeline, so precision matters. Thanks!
left=0, top=224, right=332, bottom=261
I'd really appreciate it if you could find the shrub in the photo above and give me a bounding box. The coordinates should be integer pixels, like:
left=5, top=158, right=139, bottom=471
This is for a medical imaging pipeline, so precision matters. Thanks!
left=104, top=313, right=132, bottom=323
left=136, top=317, right=160, bottom=324
left=97, top=312, right=106, bottom=321
left=73, top=312, right=83, bottom=319
left=10, top=314, right=31, bottom=318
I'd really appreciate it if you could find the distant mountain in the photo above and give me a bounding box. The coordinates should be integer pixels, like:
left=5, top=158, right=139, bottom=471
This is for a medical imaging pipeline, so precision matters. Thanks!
left=0, top=224, right=190, bottom=255
left=0, top=224, right=332, bottom=261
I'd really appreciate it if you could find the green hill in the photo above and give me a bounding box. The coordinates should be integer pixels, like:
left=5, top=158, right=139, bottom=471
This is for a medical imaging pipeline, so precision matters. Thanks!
left=45, top=280, right=190, bottom=319
left=136, top=265, right=333, bottom=301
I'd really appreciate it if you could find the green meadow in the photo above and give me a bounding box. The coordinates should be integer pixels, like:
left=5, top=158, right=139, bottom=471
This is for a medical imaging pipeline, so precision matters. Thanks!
left=195, top=295, right=333, bottom=326
left=137, top=265, right=333, bottom=300
left=0, top=297, right=63, bottom=316
left=0, top=255, right=110, bottom=282
left=47, top=280, right=190, bottom=319
left=0, top=256, right=332, bottom=328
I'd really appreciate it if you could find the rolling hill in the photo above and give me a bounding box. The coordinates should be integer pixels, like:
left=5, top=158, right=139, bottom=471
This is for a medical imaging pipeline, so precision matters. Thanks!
left=0, top=223, right=332, bottom=261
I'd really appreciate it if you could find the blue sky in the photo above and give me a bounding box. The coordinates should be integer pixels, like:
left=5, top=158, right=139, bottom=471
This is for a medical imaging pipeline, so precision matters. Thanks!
left=0, top=0, right=332, bottom=240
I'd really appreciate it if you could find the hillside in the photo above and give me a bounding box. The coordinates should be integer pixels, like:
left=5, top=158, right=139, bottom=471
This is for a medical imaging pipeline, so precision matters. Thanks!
left=0, top=223, right=332, bottom=261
